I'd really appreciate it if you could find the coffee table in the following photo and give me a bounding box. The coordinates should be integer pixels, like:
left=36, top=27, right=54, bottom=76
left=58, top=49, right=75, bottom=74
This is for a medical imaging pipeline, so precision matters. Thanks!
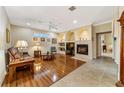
left=41, top=53, right=55, bottom=61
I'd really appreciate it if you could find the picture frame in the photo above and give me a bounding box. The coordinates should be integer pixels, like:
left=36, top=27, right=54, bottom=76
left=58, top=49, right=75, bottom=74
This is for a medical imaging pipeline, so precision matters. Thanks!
left=52, top=38, right=57, bottom=44
left=6, top=28, right=10, bottom=43
left=41, top=38, right=45, bottom=42
left=33, top=37, right=38, bottom=42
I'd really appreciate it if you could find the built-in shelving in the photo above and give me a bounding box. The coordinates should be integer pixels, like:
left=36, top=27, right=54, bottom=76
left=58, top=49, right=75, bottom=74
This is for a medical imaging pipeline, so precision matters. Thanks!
left=75, top=27, right=91, bottom=41
left=57, top=33, right=65, bottom=42
left=58, top=42, right=66, bottom=54
left=57, top=25, right=92, bottom=56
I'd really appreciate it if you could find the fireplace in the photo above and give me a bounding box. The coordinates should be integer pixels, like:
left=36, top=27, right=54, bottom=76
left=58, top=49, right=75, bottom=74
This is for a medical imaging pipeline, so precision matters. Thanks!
left=77, top=44, right=88, bottom=55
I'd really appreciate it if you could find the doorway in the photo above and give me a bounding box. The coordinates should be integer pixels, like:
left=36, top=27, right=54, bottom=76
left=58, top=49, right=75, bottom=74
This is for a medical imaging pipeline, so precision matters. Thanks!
left=96, top=32, right=113, bottom=58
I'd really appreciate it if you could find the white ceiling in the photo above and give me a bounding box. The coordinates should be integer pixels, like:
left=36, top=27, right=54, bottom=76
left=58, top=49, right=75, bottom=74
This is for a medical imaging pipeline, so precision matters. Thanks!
left=4, top=6, right=115, bottom=32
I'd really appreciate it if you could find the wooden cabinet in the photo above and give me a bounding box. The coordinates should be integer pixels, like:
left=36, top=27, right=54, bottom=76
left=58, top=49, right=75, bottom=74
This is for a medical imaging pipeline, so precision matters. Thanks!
left=116, top=11, right=124, bottom=87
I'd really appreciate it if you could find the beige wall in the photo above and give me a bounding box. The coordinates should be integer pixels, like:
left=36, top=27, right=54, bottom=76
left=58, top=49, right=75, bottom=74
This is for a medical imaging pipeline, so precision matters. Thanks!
left=92, top=22, right=112, bottom=58
left=11, top=25, right=35, bottom=47
left=0, top=7, right=10, bottom=86
left=57, top=32, right=66, bottom=42
left=66, top=31, right=74, bottom=41
left=11, top=25, right=58, bottom=57
left=104, top=33, right=112, bottom=45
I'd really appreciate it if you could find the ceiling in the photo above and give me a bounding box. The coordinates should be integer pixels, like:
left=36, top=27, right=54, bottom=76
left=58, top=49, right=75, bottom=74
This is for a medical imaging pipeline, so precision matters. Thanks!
left=4, top=6, right=115, bottom=32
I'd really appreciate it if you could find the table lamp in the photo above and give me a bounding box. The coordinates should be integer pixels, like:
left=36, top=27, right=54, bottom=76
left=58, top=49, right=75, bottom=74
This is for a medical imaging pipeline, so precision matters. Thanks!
left=15, top=40, right=28, bottom=60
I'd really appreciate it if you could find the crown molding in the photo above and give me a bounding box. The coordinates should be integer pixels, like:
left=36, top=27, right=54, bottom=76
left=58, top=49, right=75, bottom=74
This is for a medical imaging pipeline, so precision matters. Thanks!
left=93, top=20, right=112, bottom=26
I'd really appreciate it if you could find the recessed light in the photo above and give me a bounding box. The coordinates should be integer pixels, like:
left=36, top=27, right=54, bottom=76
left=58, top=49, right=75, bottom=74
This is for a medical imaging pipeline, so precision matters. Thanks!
left=26, top=22, right=31, bottom=26
left=73, top=20, right=77, bottom=24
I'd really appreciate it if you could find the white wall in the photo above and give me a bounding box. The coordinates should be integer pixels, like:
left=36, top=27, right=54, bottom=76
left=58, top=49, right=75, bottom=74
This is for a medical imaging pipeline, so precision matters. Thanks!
left=0, top=7, right=10, bottom=86
left=11, top=25, right=58, bottom=57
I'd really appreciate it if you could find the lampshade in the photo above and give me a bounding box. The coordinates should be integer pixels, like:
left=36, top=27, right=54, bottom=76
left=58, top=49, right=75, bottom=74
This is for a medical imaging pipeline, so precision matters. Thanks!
left=35, top=42, right=40, bottom=46
left=35, top=42, right=41, bottom=50
left=15, top=40, right=28, bottom=48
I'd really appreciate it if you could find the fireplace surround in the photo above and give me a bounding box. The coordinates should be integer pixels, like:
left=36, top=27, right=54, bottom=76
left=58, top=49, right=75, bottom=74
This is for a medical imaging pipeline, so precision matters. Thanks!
left=77, top=44, right=88, bottom=55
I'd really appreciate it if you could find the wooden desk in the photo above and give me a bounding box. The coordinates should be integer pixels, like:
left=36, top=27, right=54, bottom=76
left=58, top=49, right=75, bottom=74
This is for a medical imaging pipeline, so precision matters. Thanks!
left=8, top=57, right=35, bottom=83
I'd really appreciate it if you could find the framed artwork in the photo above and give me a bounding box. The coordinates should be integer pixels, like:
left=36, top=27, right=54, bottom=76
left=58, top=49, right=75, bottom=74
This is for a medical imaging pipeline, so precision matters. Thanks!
left=52, top=38, right=57, bottom=44
left=6, top=28, right=10, bottom=43
left=33, top=37, right=38, bottom=42
left=41, top=38, right=45, bottom=42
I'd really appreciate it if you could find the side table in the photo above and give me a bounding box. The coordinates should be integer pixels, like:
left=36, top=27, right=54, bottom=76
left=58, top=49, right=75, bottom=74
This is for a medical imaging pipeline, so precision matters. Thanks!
left=34, top=51, right=41, bottom=58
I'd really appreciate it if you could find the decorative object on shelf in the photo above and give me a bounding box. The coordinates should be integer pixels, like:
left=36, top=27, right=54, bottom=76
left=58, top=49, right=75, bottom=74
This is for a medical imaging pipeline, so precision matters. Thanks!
left=52, top=38, right=57, bottom=44
left=6, top=28, right=10, bottom=43
left=78, top=30, right=89, bottom=41
left=59, top=42, right=65, bottom=46
left=15, top=40, right=28, bottom=60
left=59, top=47, right=65, bottom=51
left=80, top=37, right=82, bottom=41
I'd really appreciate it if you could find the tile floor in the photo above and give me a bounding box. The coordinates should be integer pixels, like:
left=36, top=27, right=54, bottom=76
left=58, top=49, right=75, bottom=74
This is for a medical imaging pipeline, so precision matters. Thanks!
left=50, top=57, right=118, bottom=87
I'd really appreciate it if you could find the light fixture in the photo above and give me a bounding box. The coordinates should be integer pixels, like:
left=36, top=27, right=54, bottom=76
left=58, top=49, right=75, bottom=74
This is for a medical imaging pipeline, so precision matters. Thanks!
left=26, top=22, right=31, bottom=26
left=69, top=6, right=76, bottom=11
left=15, top=40, right=28, bottom=60
left=50, top=27, right=57, bottom=32
left=49, top=23, right=57, bottom=32
left=73, top=20, right=77, bottom=24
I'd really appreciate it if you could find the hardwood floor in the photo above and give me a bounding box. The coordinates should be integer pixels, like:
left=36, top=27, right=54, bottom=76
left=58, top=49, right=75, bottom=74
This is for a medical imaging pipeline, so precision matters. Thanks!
left=2, top=54, right=85, bottom=87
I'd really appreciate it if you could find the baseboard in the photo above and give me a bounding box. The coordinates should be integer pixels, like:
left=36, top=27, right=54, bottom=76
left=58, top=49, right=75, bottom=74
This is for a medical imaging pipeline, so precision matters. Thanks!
left=0, top=71, right=7, bottom=86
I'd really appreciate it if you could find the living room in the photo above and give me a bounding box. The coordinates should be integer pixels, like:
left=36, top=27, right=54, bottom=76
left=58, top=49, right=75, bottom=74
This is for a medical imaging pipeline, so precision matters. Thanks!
left=0, top=6, right=124, bottom=88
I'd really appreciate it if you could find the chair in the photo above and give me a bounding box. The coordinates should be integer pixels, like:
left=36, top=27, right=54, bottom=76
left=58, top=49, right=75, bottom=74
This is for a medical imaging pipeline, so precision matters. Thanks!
left=7, top=47, right=34, bottom=71
left=51, top=47, right=57, bottom=54
left=8, top=47, right=20, bottom=61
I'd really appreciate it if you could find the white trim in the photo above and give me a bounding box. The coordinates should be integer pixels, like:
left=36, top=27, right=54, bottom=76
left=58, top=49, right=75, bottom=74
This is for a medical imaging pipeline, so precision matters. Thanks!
left=93, top=20, right=112, bottom=26
left=60, top=23, right=92, bottom=33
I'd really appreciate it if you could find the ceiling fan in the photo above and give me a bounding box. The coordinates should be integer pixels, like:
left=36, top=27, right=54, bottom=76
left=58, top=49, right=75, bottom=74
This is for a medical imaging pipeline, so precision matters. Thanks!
left=26, top=18, right=58, bottom=31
